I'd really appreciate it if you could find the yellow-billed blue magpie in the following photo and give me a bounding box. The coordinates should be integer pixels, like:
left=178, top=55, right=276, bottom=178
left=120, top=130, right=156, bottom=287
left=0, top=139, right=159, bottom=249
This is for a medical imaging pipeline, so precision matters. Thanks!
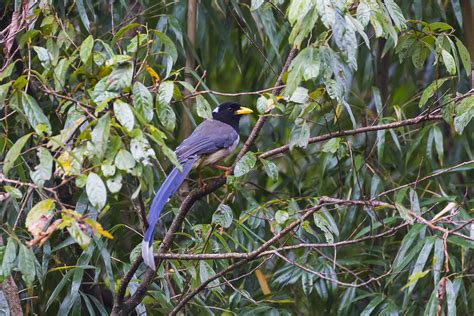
left=142, top=102, right=253, bottom=269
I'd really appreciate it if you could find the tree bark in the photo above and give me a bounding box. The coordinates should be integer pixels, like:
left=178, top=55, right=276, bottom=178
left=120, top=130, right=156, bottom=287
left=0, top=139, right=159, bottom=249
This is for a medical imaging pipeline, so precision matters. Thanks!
left=0, top=237, right=23, bottom=316
left=460, top=0, right=473, bottom=88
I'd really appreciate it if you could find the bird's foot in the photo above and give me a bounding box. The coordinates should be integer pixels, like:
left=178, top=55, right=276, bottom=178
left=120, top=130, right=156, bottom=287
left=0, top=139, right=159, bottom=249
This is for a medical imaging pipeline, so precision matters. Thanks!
left=212, top=165, right=231, bottom=177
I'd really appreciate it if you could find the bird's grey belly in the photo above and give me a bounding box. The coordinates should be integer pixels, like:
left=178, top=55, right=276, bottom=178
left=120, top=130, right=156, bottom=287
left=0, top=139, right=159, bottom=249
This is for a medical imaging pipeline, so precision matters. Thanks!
left=197, top=135, right=239, bottom=167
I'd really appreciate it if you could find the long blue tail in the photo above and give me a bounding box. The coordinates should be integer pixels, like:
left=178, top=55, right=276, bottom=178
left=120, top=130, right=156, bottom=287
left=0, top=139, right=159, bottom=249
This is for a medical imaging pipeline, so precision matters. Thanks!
left=142, top=156, right=196, bottom=270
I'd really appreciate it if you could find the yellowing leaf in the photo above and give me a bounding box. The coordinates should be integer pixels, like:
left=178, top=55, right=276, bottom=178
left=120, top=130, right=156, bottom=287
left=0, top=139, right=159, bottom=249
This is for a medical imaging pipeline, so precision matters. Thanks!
left=144, top=64, right=160, bottom=85
left=26, top=199, right=55, bottom=238
left=401, top=270, right=430, bottom=290
left=83, top=218, right=113, bottom=239
left=255, top=269, right=271, bottom=295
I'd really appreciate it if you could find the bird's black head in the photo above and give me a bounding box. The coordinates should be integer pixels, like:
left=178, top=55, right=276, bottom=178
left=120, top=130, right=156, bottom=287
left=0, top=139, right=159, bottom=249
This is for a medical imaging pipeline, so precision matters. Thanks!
left=212, top=102, right=253, bottom=131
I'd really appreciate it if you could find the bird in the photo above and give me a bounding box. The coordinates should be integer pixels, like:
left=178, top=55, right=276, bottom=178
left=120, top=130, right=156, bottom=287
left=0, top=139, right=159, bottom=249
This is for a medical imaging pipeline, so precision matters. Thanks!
left=142, top=102, right=253, bottom=270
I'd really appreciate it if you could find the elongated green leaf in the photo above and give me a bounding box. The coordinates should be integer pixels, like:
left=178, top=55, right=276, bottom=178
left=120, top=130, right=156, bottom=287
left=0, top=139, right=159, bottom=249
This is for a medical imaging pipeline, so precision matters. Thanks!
left=419, top=77, right=451, bottom=108
left=289, top=120, right=310, bottom=149
left=441, top=50, right=456, bottom=75
left=80, top=35, right=94, bottom=63
left=132, top=82, right=153, bottom=122
left=455, top=37, right=471, bottom=75
left=196, top=95, right=212, bottom=119
left=90, top=113, right=111, bottom=160
left=76, top=0, right=90, bottom=31
left=261, top=159, right=278, bottom=181
left=21, top=92, right=52, bottom=135
left=2, top=237, right=17, bottom=277
left=361, top=295, right=384, bottom=316
left=3, top=133, right=32, bottom=175
left=18, top=244, right=36, bottom=287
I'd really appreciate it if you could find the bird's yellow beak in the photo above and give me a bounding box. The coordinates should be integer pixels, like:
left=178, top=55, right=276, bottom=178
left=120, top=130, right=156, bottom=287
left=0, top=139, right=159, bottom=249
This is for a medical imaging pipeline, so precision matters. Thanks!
left=235, top=107, right=254, bottom=115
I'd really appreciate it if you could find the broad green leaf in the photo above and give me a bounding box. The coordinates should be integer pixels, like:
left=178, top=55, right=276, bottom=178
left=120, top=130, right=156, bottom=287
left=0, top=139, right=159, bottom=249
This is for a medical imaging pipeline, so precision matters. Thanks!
left=453, top=96, right=474, bottom=134
left=30, top=148, right=53, bottom=186
left=275, top=210, right=289, bottom=224
left=18, top=244, right=36, bottom=287
left=132, top=82, right=154, bottom=122
left=115, top=149, right=136, bottom=171
left=287, top=0, right=314, bottom=26
left=251, top=0, right=265, bottom=10
left=356, top=0, right=371, bottom=26
left=90, top=113, right=111, bottom=160
left=196, top=95, right=212, bottom=119
left=285, top=47, right=319, bottom=94
left=0, top=82, right=12, bottom=105
left=80, top=35, right=94, bottom=63
left=441, top=50, right=456, bottom=75
left=86, top=172, right=107, bottom=210
left=212, top=204, right=233, bottom=228
left=322, top=138, right=341, bottom=154
left=106, top=173, right=122, bottom=193
left=3, top=133, right=32, bottom=175
left=101, top=160, right=116, bottom=177
left=314, top=213, right=335, bottom=243
left=418, top=77, right=451, bottom=108
left=290, top=87, right=309, bottom=104
left=107, top=63, right=133, bottom=91
left=21, top=92, right=52, bottom=135
left=0, top=62, right=16, bottom=81
left=33, top=46, right=53, bottom=69
left=130, top=132, right=155, bottom=166
left=261, top=159, right=278, bottom=181
left=289, top=120, right=310, bottom=149
left=114, top=100, right=135, bottom=131
left=234, top=151, right=257, bottom=177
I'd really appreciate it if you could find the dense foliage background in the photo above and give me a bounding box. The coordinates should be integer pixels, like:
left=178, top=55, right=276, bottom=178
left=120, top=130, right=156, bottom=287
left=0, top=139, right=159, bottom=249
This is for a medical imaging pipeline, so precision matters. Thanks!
left=0, top=0, right=473, bottom=315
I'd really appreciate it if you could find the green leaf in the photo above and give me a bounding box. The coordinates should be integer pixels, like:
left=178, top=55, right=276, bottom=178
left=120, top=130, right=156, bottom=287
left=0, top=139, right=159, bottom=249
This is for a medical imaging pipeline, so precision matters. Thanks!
left=3, top=133, right=32, bottom=175
left=30, top=148, right=53, bottom=186
left=361, top=295, right=384, bottom=316
left=395, top=203, right=413, bottom=224
left=441, top=50, right=456, bottom=75
left=156, top=81, right=176, bottom=131
left=18, top=244, right=36, bottom=287
left=251, top=0, right=265, bottom=10
left=2, top=237, right=17, bottom=277
left=107, top=63, right=133, bottom=91
left=90, top=113, right=111, bottom=160
left=455, top=37, right=471, bottom=75
left=401, top=270, right=429, bottom=290
left=234, top=151, right=257, bottom=177
left=80, top=35, right=94, bottom=64
left=132, top=82, right=154, bottom=122
left=115, top=149, right=136, bottom=171
left=21, top=92, right=52, bottom=135
left=113, top=100, right=135, bottom=131
left=0, top=62, right=16, bottom=82
left=0, top=82, right=12, bottom=105
left=53, top=59, right=70, bottom=92
left=86, top=172, right=107, bottom=210
left=432, top=126, right=444, bottom=165
left=446, top=279, right=457, bottom=316
left=76, top=0, right=90, bottom=31
left=275, top=210, right=289, bottom=224
left=289, top=120, right=310, bottom=149
left=106, top=173, right=122, bottom=193
left=67, top=222, right=91, bottom=249
left=418, top=77, right=451, bottom=108
left=285, top=47, right=319, bottom=95
left=287, top=0, right=314, bottom=26
left=33, top=46, right=53, bottom=69
left=212, top=204, right=233, bottom=228
left=290, top=87, right=309, bottom=104
left=453, top=96, right=474, bottom=135
left=313, top=213, right=335, bottom=243
left=199, top=261, right=219, bottom=287
left=261, top=159, right=278, bottom=181
left=406, top=238, right=435, bottom=295
left=384, top=0, right=406, bottom=29
left=356, top=0, right=371, bottom=26
left=196, top=95, right=212, bottom=119
left=130, top=132, right=155, bottom=166
left=322, top=138, right=341, bottom=154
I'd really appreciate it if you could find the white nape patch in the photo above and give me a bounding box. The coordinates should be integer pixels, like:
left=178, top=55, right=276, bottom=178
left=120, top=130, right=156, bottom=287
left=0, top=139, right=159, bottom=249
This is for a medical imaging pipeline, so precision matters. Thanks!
left=213, top=107, right=220, bottom=113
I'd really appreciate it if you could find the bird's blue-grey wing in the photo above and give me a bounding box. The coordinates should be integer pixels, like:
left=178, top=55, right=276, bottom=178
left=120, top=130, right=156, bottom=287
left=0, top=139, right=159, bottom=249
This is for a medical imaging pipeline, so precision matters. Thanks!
left=175, top=120, right=239, bottom=159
